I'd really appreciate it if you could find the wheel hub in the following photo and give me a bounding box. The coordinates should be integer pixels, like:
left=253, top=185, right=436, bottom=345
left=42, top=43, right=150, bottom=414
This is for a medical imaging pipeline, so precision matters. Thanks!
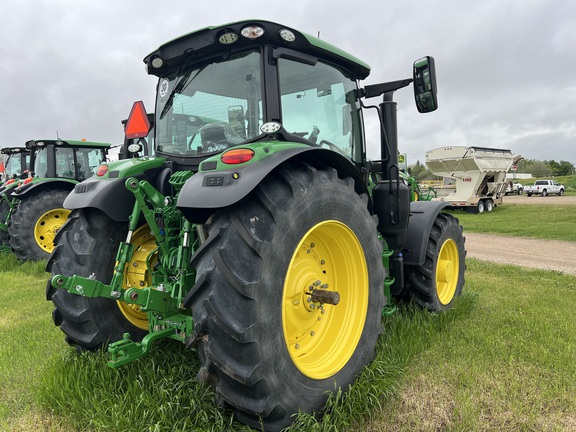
left=34, top=208, right=71, bottom=252
left=436, top=238, right=459, bottom=305
left=282, top=220, right=368, bottom=379
left=117, top=225, right=158, bottom=330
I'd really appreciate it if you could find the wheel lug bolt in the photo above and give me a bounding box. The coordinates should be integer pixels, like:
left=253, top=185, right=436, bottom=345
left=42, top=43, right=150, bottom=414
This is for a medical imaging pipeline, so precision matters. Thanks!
left=295, top=344, right=300, bottom=349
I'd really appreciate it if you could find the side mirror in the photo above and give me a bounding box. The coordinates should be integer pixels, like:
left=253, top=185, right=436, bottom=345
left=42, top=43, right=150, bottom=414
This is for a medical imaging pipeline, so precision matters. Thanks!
left=413, top=56, right=438, bottom=113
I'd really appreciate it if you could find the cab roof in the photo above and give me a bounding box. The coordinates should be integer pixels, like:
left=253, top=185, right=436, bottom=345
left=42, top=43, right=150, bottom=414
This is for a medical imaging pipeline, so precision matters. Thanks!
left=1, top=146, right=30, bottom=155
left=144, top=19, right=371, bottom=80
left=25, top=139, right=111, bottom=150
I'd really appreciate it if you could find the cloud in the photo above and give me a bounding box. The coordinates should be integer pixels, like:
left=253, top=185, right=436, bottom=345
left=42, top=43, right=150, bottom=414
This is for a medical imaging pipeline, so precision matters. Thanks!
left=0, top=0, right=574, bottom=166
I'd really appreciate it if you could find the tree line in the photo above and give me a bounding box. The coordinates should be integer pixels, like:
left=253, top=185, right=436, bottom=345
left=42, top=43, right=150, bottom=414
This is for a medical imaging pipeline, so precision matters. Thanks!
left=408, top=159, right=576, bottom=181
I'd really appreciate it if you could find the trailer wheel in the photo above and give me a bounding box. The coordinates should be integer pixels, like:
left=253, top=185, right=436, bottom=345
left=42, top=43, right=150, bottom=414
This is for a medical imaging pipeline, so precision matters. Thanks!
left=485, top=199, right=494, bottom=212
left=0, top=199, right=10, bottom=246
left=46, top=208, right=149, bottom=351
left=404, top=213, right=465, bottom=312
left=186, top=164, right=385, bottom=431
left=477, top=200, right=485, bottom=213
left=9, top=189, right=70, bottom=261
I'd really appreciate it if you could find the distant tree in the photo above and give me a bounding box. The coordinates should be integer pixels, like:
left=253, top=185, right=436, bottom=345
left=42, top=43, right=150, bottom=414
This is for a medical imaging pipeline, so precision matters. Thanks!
left=546, top=160, right=561, bottom=175
left=408, top=160, right=437, bottom=181
left=555, top=160, right=575, bottom=176
left=529, top=160, right=552, bottom=177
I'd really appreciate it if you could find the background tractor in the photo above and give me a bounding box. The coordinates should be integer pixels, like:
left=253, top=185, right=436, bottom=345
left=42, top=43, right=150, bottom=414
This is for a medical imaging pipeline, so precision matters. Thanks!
left=3, top=139, right=109, bottom=260
left=0, top=147, right=30, bottom=250
left=47, top=20, right=466, bottom=431
left=0, top=146, right=30, bottom=184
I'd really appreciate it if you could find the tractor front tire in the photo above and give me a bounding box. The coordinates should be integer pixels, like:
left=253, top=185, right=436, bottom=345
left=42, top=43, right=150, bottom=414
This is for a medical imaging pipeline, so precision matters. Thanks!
left=8, top=189, right=71, bottom=261
left=404, top=213, right=466, bottom=312
left=186, top=164, right=385, bottom=431
left=46, top=208, right=148, bottom=351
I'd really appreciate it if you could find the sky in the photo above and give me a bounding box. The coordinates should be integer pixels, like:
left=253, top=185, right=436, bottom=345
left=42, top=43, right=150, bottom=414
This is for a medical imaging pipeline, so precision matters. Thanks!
left=1, top=0, right=575, bottom=166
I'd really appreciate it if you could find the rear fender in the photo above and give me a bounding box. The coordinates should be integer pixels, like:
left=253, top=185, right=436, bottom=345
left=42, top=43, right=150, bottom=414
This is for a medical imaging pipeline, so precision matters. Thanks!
left=63, top=166, right=167, bottom=222
left=177, top=147, right=368, bottom=224
left=402, top=201, right=450, bottom=266
left=11, top=179, right=76, bottom=198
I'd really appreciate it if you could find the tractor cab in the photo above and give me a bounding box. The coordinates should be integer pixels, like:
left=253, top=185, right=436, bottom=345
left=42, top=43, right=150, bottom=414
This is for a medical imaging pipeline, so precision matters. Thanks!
left=26, top=139, right=109, bottom=182
left=1, top=147, right=30, bottom=184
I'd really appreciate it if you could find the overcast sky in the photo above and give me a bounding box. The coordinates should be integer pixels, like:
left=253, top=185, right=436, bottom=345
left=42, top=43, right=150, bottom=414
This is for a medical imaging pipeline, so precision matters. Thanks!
left=1, top=0, right=575, bottom=166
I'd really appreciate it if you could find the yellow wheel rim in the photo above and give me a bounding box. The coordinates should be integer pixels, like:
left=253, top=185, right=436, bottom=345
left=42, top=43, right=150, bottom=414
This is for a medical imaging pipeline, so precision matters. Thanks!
left=117, top=225, right=158, bottom=330
left=436, top=238, right=459, bottom=305
left=34, top=208, right=71, bottom=253
left=282, top=220, right=369, bottom=380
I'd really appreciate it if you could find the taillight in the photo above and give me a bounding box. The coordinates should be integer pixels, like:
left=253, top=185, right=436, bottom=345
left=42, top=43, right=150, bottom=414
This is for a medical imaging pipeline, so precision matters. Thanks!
left=5, top=179, right=15, bottom=185
left=96, top=165, right=109, bottom=176
left=221, top=148, right=255, bottom=165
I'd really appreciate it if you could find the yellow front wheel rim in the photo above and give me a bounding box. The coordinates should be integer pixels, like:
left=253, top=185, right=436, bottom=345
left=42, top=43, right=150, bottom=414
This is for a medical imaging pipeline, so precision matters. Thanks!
left=34, top=208, right=71, bottom=253
left=117, top=225, right=158, bottom=330
left=436, top=238, right=459, bottom=305
left=282, top=220, right=369, bottom=380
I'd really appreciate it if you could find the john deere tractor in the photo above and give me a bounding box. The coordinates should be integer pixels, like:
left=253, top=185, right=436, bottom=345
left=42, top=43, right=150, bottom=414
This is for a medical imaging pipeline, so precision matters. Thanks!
left=47, top=20, right=465, bottom=431
left=1, top=146, right=30, bottom=185
left=3, top=139, right=110, bottom=260
left=0, top=147, right=30, bottom=250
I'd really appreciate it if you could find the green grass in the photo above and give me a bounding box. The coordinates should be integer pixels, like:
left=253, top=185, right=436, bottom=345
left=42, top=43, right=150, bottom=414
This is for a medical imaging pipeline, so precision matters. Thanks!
left=0, top=254, right=73, bottom=431
left=2, top=253, right=576, bottom=431
left=372, top=260, right=576, bottom=431
left=446, top=204, right=576, bottom=241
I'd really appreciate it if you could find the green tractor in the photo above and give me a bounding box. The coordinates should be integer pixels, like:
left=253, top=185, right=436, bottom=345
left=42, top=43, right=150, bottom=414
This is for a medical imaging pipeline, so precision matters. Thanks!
left=47, top=20, right=465, bottom=431
left=4, top=139, right=110, bottom=261
left=0, top=146, right=30, bottom=185
left=0, top=147, right=31, bottom=250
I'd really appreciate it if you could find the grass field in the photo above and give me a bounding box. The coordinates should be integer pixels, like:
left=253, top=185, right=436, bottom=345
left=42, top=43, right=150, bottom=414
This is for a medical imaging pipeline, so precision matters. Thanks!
left=446, top=203, right=576, bottom=241
left=1, top=204, right=575, bottom=431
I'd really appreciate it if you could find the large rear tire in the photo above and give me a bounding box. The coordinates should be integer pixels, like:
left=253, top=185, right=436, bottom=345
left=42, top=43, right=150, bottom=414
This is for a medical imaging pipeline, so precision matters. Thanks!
left=8, top=189, right=71, bottom=261
left=46, top=208, right=150, bottom=350
left=186, top=164, right=385, bottom=431
left=404, top=213, right=466, bottom=312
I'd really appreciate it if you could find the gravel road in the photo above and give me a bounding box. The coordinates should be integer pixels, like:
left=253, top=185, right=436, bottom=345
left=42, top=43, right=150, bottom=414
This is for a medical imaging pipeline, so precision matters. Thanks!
left=464, top=193, right=576, bottom=275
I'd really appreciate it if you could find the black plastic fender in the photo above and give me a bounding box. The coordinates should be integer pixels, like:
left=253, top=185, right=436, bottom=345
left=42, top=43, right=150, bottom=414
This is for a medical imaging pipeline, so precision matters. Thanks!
left=402, top=200, right=450, bottom=266
left=11, top=179, right=76, bottom=198
left=62, top=167, right=166, bottom=222
left=177, top=147, right=368, bottom=224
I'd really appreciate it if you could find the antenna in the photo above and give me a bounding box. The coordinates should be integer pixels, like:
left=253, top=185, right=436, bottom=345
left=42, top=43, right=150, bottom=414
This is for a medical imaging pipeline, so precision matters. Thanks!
left=317, top=31, right=320, bottom=38
left=56, top=130, right=60, bottom=139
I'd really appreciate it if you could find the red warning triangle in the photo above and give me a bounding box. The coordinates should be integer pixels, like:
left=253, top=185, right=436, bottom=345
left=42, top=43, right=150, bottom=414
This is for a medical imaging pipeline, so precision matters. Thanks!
left=125, top=101, right=151, bottom=139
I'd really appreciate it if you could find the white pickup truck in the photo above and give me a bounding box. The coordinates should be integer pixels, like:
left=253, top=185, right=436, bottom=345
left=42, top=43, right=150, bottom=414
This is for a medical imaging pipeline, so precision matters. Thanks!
left=524, top=180, right=565, bottom=196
